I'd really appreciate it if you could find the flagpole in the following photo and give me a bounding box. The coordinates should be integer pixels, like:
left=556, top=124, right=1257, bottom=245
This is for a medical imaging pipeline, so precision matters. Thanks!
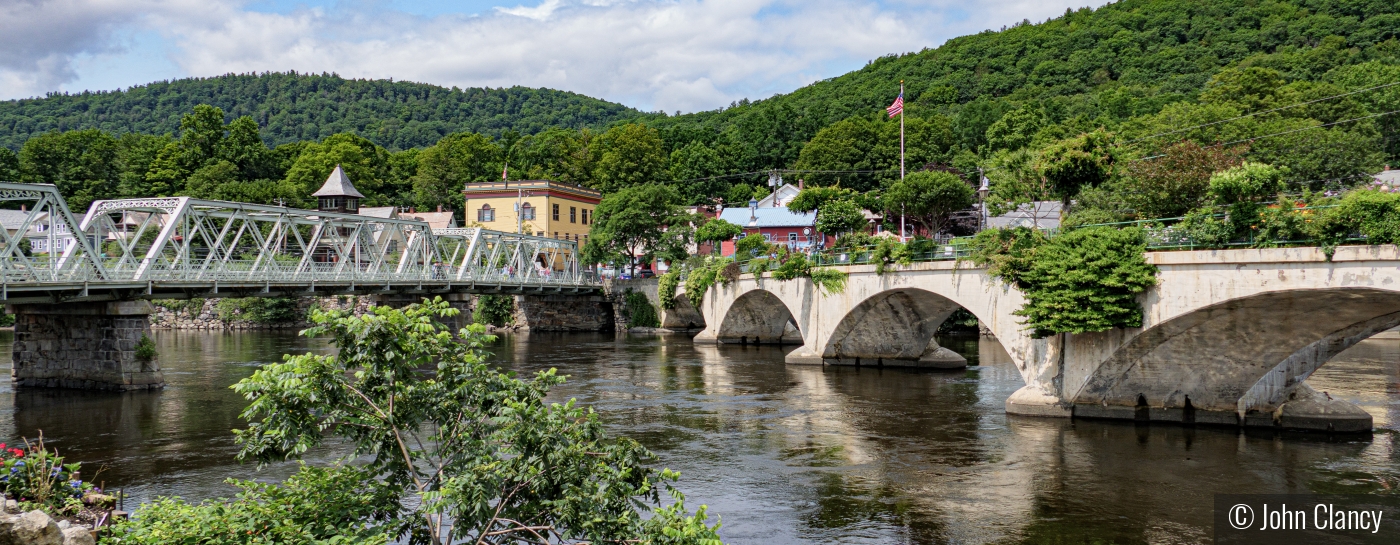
left=899, top=80, right=906, bottom=242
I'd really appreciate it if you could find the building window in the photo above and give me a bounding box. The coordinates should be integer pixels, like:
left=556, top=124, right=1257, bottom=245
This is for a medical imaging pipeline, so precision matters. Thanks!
left=789, top=233, right=798, bottom=244
left=478, top=204, right=495, bottom=222
left=552, top=204, right=560, bottom=221
left=554, top=232, right=559, bottom=239
left=570, top=207, right=577, bottom=223
left=520, top=202, right=535, bottom=220
left=582, top=209, right=589, bottom=224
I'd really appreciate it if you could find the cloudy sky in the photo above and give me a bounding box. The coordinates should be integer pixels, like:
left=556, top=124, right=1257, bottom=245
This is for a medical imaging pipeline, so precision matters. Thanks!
left=1, top=0, right=1105, bottom=113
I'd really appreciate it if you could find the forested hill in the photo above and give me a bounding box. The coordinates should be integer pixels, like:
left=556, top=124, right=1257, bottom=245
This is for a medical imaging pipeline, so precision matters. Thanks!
left=645, top=0, right=1400, bottom=173
left=0, top=72, right=646, bottom=151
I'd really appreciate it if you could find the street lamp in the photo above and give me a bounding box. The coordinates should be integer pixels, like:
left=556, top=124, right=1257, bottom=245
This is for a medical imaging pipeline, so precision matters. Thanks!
left=977, top=168, right=990, bottom=232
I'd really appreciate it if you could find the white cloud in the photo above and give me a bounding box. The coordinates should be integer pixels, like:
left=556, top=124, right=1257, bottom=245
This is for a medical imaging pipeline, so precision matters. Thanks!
left=1, top=0, right=1108, bottom=111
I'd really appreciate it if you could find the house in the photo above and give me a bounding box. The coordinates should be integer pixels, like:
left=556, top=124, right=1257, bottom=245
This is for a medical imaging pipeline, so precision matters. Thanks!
left=403, top=210, right=457, bottom=230
left=313, top=165, right=363, bottom=213
left=716, top=202, right=819, bottom=257
left=755, top=182, right=803, bottom=208
left=1373, top=165, right=1399, bottom=191
left=462, top=180, right=600, bottom=244
left=0, top=209, right=79, bottom=255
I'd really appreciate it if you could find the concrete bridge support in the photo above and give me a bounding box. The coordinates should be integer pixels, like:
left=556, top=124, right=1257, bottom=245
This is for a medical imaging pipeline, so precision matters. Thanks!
left=10, top=301, right=164, bottom=390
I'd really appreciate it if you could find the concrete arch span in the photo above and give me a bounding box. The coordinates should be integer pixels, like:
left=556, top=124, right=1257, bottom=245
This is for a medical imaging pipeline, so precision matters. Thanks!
left=1067, top=288, right=1400, bottom=431
left=817, top=288, right=969, bottom=368
left=712, top=288, right=804, bottom=345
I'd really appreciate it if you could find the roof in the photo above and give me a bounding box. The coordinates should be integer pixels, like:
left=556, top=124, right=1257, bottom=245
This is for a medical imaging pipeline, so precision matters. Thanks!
left=404, top=211, right=457, bottom=229
left=717, top=206, right=815, bottom=229
left=0, top=210, right=40, bottom=231
left=358, top=207, right=398, bottom=219
left=986, top=201, right=1061, bottom=229
left=1375, top=168, right=1400, bottom=188
left=755, top=183, right=802, bottom=208
left=312, top=165, right=365, bottom=198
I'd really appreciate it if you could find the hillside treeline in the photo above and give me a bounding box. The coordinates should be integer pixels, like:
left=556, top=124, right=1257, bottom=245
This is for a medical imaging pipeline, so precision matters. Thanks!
left=0, top=0, right=1397, bottom=218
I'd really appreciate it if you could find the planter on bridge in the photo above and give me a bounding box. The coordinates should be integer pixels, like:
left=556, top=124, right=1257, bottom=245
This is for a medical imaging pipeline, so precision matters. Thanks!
left=9, top=301, right=163, bottom=391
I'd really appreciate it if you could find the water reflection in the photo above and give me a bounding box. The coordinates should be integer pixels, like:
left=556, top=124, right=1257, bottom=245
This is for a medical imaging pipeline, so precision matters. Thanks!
left=0, top=328, right=1394, bottom=544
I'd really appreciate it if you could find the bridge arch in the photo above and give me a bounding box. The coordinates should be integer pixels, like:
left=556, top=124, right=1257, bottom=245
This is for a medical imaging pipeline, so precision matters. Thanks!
left=714, top=288, right=803, bottom=344
left=1069, top=287, right=1400, bottom=427
left=819, top=287, right=969, bottom=367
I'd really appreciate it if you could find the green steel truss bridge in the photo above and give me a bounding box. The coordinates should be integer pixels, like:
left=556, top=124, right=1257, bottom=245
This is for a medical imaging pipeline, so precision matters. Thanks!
left=0, top=183, right=597, bottom=304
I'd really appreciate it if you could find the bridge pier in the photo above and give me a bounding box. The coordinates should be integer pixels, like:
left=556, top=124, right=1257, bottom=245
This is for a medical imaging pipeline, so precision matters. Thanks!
left=10, top=301, right=164, bottom=391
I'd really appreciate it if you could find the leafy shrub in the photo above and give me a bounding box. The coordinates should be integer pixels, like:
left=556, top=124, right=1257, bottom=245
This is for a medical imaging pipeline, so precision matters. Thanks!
left=625, top=290, right=660, bottom=328
left=830, top=232, right=875, bottom=251
left=1313, top=188, right=1400, bottom=252
left=870, top=237, right=909, bottom=274
left=215, top=297, right=298, bottom=324
left=1012, top=227, right=1159, bottom=338
left=1061, top=208, right=1124, bottom=230
left=0, top=311, right=13, bottom=327
left=808, top=267, right=848, bottom=295
left=134, top=335, right=157, bottom=362
left=472, top=294, right=515, bottom=326
left=104, top=464, right=399, bottom=545
left=771, top=253, right=811, bottom=281
left=734, top=234, right=769, bottom=259
left=683, top=257, right=734, bottom=309
left=1, top=437, right=97, bottom=514
left=657, top=270, right=681, bottom=310
left=1208, top=162, right=1286, bottom=204
left=964, top=226, right=1047, bottom=285
left=1175, top=209, right=1235, bottom=247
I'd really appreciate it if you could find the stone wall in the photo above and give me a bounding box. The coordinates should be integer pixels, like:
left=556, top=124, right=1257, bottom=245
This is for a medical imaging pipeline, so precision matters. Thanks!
left=603, top=278, right=705, bottom=331
left=149, top=296, right=370, bottom=330
left=515, top=294, right=615, bottom=331
left=10, top=301, right=163, bottom=391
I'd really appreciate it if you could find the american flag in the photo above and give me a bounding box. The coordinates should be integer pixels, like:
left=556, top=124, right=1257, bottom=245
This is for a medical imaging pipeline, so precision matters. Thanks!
left=887, top=91, right=904, bottom=118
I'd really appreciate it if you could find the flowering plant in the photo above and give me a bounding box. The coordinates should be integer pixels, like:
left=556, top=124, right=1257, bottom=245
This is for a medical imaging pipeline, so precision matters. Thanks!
left=0, top=436, right=98, bottom=513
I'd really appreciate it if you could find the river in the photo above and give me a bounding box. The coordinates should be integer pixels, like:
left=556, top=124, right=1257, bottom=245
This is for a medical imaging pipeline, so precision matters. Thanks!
left=0, top=329, right=1396, bottom=544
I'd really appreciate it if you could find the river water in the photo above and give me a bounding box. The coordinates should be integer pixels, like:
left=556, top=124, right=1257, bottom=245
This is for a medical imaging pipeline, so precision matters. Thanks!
left=1, top=329, right=1397, bottom=544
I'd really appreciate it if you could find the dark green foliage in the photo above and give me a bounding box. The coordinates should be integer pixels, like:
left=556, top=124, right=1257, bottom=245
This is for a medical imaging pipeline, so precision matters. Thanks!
left=105, top=464, right=401, bottom=545
left=624, top=291, right=661, bottom=328
left=1012, top=227, right=1159, bottom=338
left=473, top=294, right=516, bottom=327
left=215, top=297, right=299, bottom=324
left=683, top=257, right=734, bottom=309
left=814, top=199, right=867, bottom=236
left=1061, top=208, right=1125, bottom=230
left=879, top=171, right=975, bottom=235
left=134, top=334, right=157, bottom=362
left=582, top=184, right=690, bottom=272
left=0, top=72, right=641, bottom=151
left=0, top=310, right=13, bottom=327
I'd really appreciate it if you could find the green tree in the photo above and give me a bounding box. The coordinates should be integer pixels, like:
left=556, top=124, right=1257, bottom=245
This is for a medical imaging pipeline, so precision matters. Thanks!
left=880, top=171, right=975, bottom=236
left=231, top=299, right=723, bottom=545
left=582, top=184, right=686, bottom=274
left=786, top=186, right=858, bottom=213
left=983, top=105, right=1045, bottom=152
left=0, top=147, right=18, bottom=181
left=219, top=116, right=276, bottom=180
left=411, top=132, right=502, bottom=212
left=1036, top=129, right=1116, bottom=219
left=696, top=218, right=743, bottom=245
left=144, top=105, right=229, bottom=195
left=18, top=129, right=120, bottom=211
left=592, top=123, right=668, bottom=193
left=815, top=199, right=867, bottom=236
left=793, top=115, right=953, bottom=191
left=1119, top=141, right=1247, bottom=219
left=284, top=132, right=392, bottom=207
left=512, top=127, right=595, bottom=186
left=670, top=141, right=730, bottom=205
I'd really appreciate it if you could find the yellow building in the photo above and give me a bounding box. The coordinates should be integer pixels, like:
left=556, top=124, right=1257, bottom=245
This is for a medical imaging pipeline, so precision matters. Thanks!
left=462, top=180, right=600, bottom=244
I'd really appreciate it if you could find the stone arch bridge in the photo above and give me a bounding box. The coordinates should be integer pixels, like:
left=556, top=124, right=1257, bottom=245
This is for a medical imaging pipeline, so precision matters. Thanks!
left=658, top=246, right=1400, bottom=433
